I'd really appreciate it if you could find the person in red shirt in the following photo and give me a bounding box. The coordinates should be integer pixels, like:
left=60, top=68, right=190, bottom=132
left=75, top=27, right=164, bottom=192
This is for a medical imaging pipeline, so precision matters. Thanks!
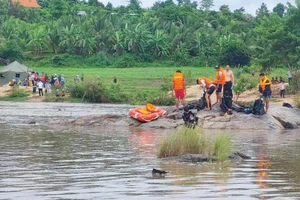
left=172, top=70, right=186, bottom=112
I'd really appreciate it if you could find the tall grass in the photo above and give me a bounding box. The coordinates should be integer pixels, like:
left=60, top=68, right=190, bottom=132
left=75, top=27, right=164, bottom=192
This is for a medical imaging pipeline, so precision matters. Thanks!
left=213, top=133, right=231, bottom=162
left=157, top=127, right=231, bottom=161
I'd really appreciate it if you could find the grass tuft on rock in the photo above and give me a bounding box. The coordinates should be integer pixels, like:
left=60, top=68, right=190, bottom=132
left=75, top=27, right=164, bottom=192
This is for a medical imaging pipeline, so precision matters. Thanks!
left=157, top=126, right=231, bottom=162
left=213, top=133, right=231, bottom=162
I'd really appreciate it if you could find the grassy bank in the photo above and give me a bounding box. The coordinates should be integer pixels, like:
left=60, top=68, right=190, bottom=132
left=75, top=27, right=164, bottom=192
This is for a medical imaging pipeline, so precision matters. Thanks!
left=157, top=126, right=231, bottom=162
left=0, top=64, right=292, bottom=104
left=32, top=67, right=216, bottom=104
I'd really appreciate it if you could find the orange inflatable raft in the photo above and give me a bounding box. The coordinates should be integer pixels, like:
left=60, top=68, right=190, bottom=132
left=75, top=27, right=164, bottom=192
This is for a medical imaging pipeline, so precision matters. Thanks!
left=129, top=103, right=167, bottom=122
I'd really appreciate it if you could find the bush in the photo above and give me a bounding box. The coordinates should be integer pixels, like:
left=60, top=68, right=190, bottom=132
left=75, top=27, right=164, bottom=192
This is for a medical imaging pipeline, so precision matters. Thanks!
left=233, top=74, right=257, bottom=101
left=68, top=80, right=130, bottom=103
left=8, top=86, right=29, bottom=98
left=88, top=51, right=112, bottom=67
left=157, top=126, right=232, bottom=162
left=149, top=93, right=175, bottom=106
left=160, top=77, right=172, bottom=92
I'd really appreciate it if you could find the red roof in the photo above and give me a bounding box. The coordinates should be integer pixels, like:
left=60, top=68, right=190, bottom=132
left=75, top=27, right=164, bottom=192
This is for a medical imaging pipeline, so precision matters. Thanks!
left=12, top=0, right=40, bottom=8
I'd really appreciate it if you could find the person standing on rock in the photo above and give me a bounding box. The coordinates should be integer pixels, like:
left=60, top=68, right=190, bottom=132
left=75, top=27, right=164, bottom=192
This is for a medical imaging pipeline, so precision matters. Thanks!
left=214, top=65, right=226, bottom=105
left=196, top=77, right=216, bottom=111
left=172, top=70, right=186, bottom=112
left=259, top=73, right=272, bottom=114
left=224, top=65, right=235, bottom=113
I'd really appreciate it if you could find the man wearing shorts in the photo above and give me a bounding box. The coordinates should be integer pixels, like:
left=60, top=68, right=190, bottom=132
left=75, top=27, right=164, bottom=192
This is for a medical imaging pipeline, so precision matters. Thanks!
left=172, top=70, right=186, bottom=112
left=259, top=73, right=272, bottom=114
left=214, top=66, right=226, bottom=105
left=197, top=77, right=216, bottom=110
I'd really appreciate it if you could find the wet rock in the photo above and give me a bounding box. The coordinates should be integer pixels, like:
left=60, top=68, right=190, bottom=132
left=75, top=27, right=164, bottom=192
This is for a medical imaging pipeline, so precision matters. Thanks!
left=269, top=105, right=300, bottom=129
left=49, top=114, right=127, bottom=127
left=179, top=154, right=216, bottom=163
left=162, top=152, right=250, bottom=163
left=229, top=152, right=251, bottom=161
left=140, top=117, right=183, bottom=129
left=194, top=104, right=283, bottom=130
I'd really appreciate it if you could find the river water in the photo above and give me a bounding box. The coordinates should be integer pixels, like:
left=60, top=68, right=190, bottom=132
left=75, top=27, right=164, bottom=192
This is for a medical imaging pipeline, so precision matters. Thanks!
left=0, top=102, right=300, bottom=199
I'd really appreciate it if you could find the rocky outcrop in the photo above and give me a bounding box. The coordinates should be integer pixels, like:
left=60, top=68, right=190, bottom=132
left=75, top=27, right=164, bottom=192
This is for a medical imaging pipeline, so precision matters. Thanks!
left=49, top=114, right=139, bottom=127
left=197, top=108, right=283, bottom=131
left=48, top=104, right=300, bottom=131
left=269, top=105, right=300, bottom=129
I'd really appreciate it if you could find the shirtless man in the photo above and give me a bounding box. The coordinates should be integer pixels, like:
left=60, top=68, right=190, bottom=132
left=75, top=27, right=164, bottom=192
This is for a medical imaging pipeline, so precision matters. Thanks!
left=224, top=65, right=235, bottom=114
left=224, top=65, right=234, bottom=97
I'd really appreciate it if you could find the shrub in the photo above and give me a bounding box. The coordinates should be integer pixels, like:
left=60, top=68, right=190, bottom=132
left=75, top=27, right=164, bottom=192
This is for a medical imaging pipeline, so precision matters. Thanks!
left=233, top=74, right=257, bottom=102
left=68, top=80, right=130, bottom=103
left=149, top=93, right=175, bottom=106
left=8, top=86, right=29, bottom=98
left=157, top=126, right=231, bottom=162
left=160, top=77, right=172, bottom=92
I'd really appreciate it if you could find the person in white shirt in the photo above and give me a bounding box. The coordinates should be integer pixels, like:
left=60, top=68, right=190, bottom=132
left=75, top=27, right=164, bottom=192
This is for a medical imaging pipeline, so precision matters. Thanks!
left=37, top=80, right=44, bottom=96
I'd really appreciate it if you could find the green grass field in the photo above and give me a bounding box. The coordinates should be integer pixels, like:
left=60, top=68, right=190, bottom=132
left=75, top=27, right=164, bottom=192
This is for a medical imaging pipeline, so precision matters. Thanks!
left=33, top=66, right=288, bottom=90
left=0, top=65, right=289, bottom=103
left=33, top=67, right=216, bottom=96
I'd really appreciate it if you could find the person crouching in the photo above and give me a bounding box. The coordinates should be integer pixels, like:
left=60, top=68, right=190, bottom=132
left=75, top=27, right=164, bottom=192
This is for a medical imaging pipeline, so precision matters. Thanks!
left=196, top=77, right=216, bottom=111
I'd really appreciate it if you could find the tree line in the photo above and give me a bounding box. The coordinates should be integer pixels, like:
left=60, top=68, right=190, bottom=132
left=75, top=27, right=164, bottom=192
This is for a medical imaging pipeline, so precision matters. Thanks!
left=0, top=0, right=299, bottom=68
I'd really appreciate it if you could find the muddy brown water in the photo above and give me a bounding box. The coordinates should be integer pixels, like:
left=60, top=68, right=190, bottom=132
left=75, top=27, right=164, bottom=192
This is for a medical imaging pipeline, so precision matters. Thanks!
left=0, top=102, right=300, bottom=199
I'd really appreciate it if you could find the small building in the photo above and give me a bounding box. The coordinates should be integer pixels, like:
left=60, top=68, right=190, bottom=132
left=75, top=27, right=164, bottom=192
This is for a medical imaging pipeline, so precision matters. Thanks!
left=0, top=61, right=34, bottom=86
left=11, top=0, right=40, bottom=8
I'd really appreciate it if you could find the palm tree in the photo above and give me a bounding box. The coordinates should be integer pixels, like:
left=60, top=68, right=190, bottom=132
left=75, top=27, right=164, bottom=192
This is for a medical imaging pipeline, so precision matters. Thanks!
left=27, top=27, right=47, bottom=55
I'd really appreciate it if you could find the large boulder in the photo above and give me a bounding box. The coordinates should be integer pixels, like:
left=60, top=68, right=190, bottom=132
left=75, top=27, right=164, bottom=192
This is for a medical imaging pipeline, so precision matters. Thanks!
left=269, top=105, right=300, bottom=129
left=194, top=105, right=283, bottom=131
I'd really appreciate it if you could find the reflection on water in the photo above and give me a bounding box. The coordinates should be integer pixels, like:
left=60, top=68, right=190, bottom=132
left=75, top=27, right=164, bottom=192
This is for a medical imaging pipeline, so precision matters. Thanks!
left=0, top=126, right=300, bottom=199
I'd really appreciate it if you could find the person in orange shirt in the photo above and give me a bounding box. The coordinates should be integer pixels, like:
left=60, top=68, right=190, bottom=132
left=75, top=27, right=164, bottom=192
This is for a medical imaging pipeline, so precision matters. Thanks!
left=196, top=77, right=216, bottom=110
left=172, top=70, right=186, bottom=112
left=214, top=65, right=226, bottom=105
left=259, top=73, right=272, bottom=114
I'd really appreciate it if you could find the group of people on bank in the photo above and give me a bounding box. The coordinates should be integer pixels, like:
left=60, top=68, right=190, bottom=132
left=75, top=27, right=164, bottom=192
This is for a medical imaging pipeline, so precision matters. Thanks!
left=30, top=72, right=66, bottom=97
left=172, top=66, right=273, bottom=114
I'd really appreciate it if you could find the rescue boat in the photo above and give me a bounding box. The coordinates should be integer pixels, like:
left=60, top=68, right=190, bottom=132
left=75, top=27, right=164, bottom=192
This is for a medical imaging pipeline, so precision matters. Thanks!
left=129, top=104, right=166, bottom=122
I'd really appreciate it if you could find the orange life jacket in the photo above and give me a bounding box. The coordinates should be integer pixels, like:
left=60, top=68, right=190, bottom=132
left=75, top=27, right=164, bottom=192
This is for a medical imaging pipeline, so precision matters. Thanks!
left=215, top=68, right=226, bottom=85
left=173, top=72, right=184, bottom=90
left=198, top=77, right=213, bottom=89
left=259, top=76, right=272, bottom=91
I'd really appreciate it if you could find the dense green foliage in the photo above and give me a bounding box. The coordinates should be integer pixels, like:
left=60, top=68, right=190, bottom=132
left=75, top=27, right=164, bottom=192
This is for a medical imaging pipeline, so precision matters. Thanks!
left=1, top=0, right=300, bottom=68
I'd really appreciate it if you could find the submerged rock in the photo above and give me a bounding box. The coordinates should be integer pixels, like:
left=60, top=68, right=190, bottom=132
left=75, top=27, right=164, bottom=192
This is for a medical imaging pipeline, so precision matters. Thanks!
left=162, top=152, right=250, bottom=163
